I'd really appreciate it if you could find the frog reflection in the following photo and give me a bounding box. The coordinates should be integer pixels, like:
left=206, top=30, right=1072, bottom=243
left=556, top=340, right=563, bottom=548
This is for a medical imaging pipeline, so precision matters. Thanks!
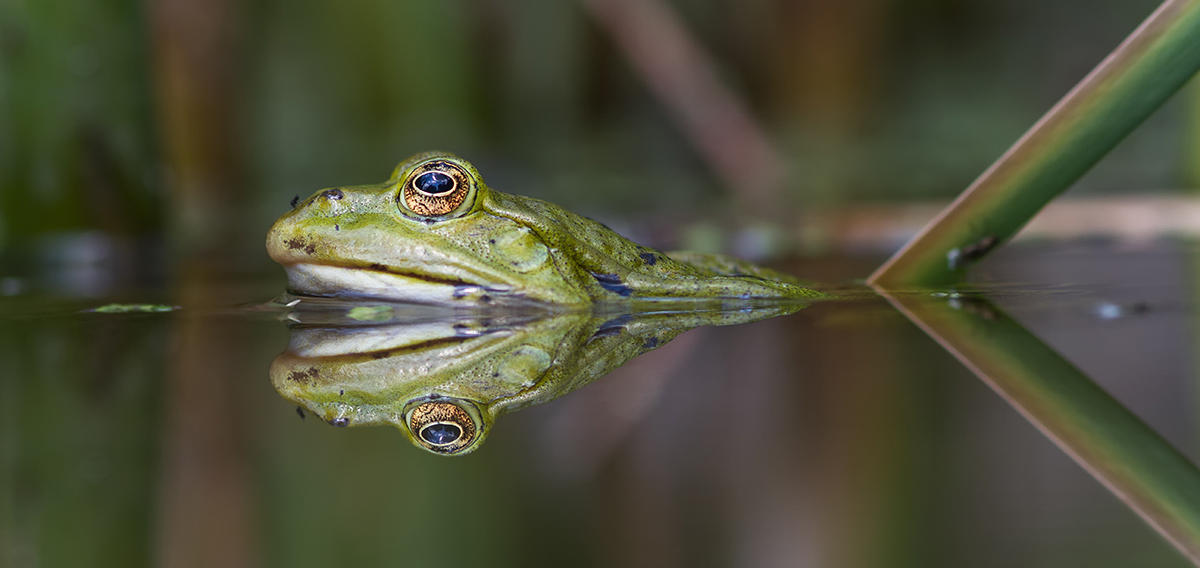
left=270, top=299, right=812, bottom=455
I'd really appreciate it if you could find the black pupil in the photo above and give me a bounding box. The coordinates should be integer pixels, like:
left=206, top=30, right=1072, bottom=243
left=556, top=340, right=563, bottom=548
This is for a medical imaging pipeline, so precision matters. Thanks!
left=414, top=171, right=455, bottom=194
left=420, top=423, right=462, bottom=445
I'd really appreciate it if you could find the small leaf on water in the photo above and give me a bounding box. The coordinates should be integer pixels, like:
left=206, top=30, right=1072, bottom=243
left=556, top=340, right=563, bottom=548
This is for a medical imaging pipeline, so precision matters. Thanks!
left=86, top=304, right=179, bottom=314
left=347, top=305, right=393, bottom=321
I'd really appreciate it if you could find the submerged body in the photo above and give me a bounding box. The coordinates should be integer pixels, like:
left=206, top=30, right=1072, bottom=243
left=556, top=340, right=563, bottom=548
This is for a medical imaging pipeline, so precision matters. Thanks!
left=267, top=152, right=821, bottom=305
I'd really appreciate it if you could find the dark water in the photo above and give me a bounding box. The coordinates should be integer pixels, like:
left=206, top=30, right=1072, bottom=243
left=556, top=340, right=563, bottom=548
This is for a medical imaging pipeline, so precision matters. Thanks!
left=2, top=242, right=1197, bottom=568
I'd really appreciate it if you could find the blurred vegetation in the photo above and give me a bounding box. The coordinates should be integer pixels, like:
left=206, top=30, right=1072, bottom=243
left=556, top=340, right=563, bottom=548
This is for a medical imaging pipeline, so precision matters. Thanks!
left=2, top=0, right=1188, bottom=270
left=0, top=0, right=161, bottom=245
left=239, top=0, right=1184, bottom=215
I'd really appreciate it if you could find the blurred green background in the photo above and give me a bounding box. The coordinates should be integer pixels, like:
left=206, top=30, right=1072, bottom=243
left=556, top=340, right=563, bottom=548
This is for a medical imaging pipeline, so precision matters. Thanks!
left=2, top=0, right=1193, bottom=277
left=3, top=1, right=1200, bottom=567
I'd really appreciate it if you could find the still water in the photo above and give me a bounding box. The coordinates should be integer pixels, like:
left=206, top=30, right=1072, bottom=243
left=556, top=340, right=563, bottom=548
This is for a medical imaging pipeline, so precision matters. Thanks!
left=2, top=242, right=1198, bottom=567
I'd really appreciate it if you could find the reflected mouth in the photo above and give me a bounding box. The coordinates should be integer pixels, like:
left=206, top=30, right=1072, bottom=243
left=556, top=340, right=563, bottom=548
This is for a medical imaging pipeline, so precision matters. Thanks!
left=284, top=263, right=513, bottom=304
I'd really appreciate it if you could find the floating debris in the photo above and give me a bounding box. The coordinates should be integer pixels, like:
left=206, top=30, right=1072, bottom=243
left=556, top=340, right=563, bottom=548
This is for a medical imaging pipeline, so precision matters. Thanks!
left=85, top=304, right=179, bottom=314
left=347, top=305, right=394, bottom=321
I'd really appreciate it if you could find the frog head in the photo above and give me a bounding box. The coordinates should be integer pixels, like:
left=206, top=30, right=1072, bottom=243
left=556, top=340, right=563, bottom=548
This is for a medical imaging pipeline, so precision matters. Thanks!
left=266, top=151, right=589, bottom=306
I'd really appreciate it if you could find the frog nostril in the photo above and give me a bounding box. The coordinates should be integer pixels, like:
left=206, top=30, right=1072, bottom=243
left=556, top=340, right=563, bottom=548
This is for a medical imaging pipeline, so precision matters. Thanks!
left=414, top=171, right=455, bottom=195
left=323, top=188, right=344, bottom=200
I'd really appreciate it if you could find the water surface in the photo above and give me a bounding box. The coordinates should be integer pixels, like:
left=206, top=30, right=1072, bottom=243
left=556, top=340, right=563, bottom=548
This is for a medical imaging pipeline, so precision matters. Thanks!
left=2, top=242, right=1197, bottom=567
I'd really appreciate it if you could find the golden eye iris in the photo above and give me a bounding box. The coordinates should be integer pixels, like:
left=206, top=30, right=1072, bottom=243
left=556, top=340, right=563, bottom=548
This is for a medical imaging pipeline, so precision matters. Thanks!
left=407, top=401, right=477, bottom=454
left=400, top=160, right=472, bottom=218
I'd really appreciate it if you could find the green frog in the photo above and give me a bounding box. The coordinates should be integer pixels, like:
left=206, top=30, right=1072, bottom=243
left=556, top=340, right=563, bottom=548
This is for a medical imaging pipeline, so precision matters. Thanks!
left=272, top=299, right=810, bottom=455
left=267, top=151, right=822, bottom=306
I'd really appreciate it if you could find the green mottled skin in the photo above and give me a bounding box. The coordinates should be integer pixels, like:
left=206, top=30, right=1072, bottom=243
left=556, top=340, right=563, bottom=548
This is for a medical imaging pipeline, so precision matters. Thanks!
left=267, top=152, right=822, bottom=306
left=272, top=302, right=808, bottom=455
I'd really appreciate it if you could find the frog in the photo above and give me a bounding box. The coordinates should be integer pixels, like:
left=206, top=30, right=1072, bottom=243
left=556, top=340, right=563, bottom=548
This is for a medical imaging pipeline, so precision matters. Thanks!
left=271, top=298, right=810, bottom=455
left=267, top=151, right=823, bottom=306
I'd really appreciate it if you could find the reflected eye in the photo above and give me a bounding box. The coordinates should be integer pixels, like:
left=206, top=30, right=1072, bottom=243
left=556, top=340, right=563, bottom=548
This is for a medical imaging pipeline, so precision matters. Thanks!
left=407, top=401, right=477, bottom=454
left=399, top=160, right=474, bottom=218
left=420, top=422, right=462, bottom=445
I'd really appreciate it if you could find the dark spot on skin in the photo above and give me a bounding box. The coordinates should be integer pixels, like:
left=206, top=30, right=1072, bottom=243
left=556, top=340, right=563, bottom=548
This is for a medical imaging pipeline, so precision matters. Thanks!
left=639, top=252, right=657, bottom=265
left=642, top=337, right=659, bottom=349
left=602, top=314, right=634, bottom=328
left=592, top=273, right=633, bottom=297
left=429, top=393, right=441, bottom=399
left=453, top=323, right=482, bottom=337
left=290, top=194, right=301, bottom=208
left=287, top=368, right=320, bottom=384
left=589, top=327, right=624, bottom=341
left=492, top=372, right=499, bottom=377
left=480, top=295, right=492, bottom=303
left=489, top=239, right=496, bottom=244
left=285, top=238, right=317, bottom=255
left=339, top=389, right=344, bottom=396
left=323, top=188, right=343, bottom=200
left=296, top=407, right=306, bottom=420
left=331, top=417, right=350, bottom=427
left=334, top=224, right=339, bottom=231
left=589, top=314, right=633, bottom=342
left=370, top=351, right=388, bottom=360
left=369, top=263, right=388, bottom=272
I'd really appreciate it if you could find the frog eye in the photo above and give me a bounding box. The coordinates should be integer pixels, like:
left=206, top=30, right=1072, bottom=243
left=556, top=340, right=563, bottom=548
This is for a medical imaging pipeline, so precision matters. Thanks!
left=398, top=160, right=475, bottom=219
left=414, top=171, right=454, bottom=194
left=406, top=400, right=479, bottom=454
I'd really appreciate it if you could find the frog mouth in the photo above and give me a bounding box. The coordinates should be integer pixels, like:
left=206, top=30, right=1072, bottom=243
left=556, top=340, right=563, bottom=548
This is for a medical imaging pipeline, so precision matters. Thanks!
left=284, top=263, right=517, bottom=304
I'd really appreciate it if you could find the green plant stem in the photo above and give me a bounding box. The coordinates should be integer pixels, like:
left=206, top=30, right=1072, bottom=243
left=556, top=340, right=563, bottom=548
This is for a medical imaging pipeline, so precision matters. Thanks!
left=869, top=0, right=1200, bottom=288
left=882, top=290, right=1200, bottom=563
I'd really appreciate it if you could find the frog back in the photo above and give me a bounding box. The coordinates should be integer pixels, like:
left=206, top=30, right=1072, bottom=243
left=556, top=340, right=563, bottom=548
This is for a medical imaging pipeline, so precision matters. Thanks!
left=483, top=190, right=823, bottom=301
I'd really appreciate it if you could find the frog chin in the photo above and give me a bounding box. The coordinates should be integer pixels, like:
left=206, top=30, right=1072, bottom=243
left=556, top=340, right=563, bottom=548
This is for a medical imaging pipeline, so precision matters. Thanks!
left=284, top=263, right=518, bottom=305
